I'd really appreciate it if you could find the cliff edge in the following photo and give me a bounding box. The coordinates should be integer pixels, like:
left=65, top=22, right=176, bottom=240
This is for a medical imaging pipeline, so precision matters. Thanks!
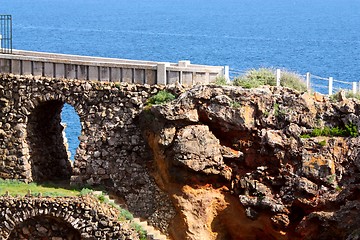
left=141, top=85, right=360, bottom=240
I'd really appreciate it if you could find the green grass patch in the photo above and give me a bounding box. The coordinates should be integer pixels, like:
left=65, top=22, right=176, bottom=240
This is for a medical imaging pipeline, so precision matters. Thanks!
left=0, top=179, right=81, bottom=197
left=146, top=90, right=175, bottom=106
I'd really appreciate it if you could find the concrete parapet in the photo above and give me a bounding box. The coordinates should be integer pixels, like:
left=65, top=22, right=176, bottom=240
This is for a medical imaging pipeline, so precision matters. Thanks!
left=0, top=49, right=226, bottom=85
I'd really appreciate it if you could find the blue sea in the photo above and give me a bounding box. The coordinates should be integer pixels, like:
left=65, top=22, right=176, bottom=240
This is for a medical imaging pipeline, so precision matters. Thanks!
left=1, top=0, right=360, bottom=158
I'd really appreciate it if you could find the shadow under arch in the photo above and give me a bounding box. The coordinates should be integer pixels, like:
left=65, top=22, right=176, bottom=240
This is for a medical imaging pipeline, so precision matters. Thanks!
left=26, top=100, right=74, bottom=182
left=8, top=215, right=81, bottom=240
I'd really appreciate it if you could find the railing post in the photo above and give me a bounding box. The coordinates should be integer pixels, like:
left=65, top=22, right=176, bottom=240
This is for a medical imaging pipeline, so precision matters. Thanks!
left=0, top=34, right=2, bottom=50
left=329, top=77, right=333, bottom=95
left=276, top=69, right=281, bottom=86
left=157, top=62, right=170, bottom=85
left=224, top=65, right=230, bottom=82
left=306, top=72, right=311, bottom=90
left=353, top=82, right=357, bottom=94
left=358, top=81, right=360, bottom=93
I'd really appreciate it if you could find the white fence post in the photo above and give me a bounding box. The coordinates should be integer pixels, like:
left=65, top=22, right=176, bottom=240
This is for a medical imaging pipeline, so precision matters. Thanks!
left=329, top=77, right=333, bottom=95
left=276, top=69, right=281, bottom=87
left=224, top=65, right=230, bottom=83
left=358, top=81, right=360, bottom=93
left=306, top=72, right=311, bottom=90
left=353, top=82, right=357, bottom=94
left=0, top=34, right=2, bottom=50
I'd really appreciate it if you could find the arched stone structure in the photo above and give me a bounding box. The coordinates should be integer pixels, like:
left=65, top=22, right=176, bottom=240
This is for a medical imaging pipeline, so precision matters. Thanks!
left=0, top=196, right=135, bottom=239
left=9, top=215, right=81, bottom=240
left=0, top=74, right=176, bottom=232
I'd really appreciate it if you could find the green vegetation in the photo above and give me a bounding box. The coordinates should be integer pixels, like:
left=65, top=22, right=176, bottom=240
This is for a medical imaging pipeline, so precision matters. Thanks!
left=318, top=140, right=327, bottom=147
left=280, top=71, right=307, bottom=92
left=335, top=185, right=342, bottom=192
left=300, top=134, right=311, bottom=139
left=0, top=179, right=147, bottom=239
left=233, top=68, right=276, bottom=89
left=118, top=208, right=134, bottom=221
left=300, top=123, right=358, bottom=138
left=232, top=68, right=307, bottom=92
left=214, top=76, right=228, bottom=86
left=79, top=188, right=93, bottom=196
left=330, top=90, right=360, bottom=102
left=230, top=101, right=241, bottom=108
left=131, top=223, right=147, bottom=240
left=0, top=179, right=80, bottom=196
left=146, top=90, right=175, bottom=106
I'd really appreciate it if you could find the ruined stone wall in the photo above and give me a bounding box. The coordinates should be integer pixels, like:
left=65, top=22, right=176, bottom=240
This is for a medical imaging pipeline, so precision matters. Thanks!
left=0, top=196, right=138, bottom=239
left=0, top=74, right=175, bottom=231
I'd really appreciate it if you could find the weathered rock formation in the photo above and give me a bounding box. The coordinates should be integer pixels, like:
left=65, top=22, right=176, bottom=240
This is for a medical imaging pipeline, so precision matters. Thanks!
left=2, top=73, right=360, bottom=239
left=142, top=85, right=360, bottom=239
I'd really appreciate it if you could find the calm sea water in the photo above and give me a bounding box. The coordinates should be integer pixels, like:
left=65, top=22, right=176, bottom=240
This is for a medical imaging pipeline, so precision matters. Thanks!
left=1, top=0, right=360, bottom=157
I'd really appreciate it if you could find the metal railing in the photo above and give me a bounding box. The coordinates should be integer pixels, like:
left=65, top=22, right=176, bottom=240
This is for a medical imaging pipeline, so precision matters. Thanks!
left=0, top=15, right=12, bottom=54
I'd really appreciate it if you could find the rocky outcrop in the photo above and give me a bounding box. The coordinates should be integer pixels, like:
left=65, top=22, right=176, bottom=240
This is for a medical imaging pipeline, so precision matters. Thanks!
left=141, top=85, right=360, bottom=239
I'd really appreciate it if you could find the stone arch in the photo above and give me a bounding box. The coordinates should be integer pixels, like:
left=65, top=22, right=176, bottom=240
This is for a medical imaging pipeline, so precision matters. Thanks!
left=0, top=197, right=125, bottom=239
left=8, top=215, right=81, bottom=240
left=26, top=97, right=83, bottom=182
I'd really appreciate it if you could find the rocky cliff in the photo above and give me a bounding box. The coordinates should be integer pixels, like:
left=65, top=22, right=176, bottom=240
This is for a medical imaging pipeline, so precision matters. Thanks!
left=141, top=85, right=360, bottom=240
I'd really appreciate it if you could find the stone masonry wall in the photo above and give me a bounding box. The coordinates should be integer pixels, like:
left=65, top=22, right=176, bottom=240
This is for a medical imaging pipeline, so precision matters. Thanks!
left=0, top=74, right=175, bottom=231
left=0, top=196, right=138, bottom=239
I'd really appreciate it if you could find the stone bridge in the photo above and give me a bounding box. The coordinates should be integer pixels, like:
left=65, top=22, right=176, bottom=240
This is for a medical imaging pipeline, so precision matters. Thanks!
left=0, top=73, right=175, bottom=231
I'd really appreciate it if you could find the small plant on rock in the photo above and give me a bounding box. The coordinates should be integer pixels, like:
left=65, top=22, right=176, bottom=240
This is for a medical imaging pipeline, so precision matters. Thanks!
left=318, top=140, right=327, bottom=147
left=230, top=101, right=241, bottom=108
left=80, top=188, right=93, bottom=196
left=146, top=90, right=175, bottom=106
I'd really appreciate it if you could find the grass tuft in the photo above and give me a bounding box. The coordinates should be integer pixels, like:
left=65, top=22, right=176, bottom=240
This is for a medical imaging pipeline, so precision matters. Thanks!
left=146, top=90, right=175, bottom=106
left=233, top=68, right=307, bottom=92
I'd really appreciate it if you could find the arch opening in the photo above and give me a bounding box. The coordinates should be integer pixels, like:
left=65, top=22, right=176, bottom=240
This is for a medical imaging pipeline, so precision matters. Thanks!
left=61, top=103, right=81, bottom=161
left=27, top=100, right=73, bottom=182
left=8, top=215, right=81, bottom=239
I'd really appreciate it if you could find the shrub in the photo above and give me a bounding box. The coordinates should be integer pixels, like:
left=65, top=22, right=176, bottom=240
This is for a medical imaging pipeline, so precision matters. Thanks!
left=280, top=71, right=307, bottom=92
left=131, top=223, right=147, bottom=240
left=307, top=123, right=358, bottom=138
left=345, top=92, right=360, bottom=100
left=331, top=91, right=360, bottom=102
left=146, top=90, right=175, bottom=106
left=118, top=208, right=134, bottom=221
left=214, top=76, right=228, bottom=86
left=233, top=68, right=276, bottom=88
left=80, top=188, right=93, bottom=196
left=345, top=123, right=359, bottom=137
left=233, top=68, right=307, bottom=92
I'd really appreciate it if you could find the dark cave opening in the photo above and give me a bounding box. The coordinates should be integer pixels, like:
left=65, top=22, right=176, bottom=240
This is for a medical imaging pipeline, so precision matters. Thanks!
left=26, top=100, right=73, bottom=182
